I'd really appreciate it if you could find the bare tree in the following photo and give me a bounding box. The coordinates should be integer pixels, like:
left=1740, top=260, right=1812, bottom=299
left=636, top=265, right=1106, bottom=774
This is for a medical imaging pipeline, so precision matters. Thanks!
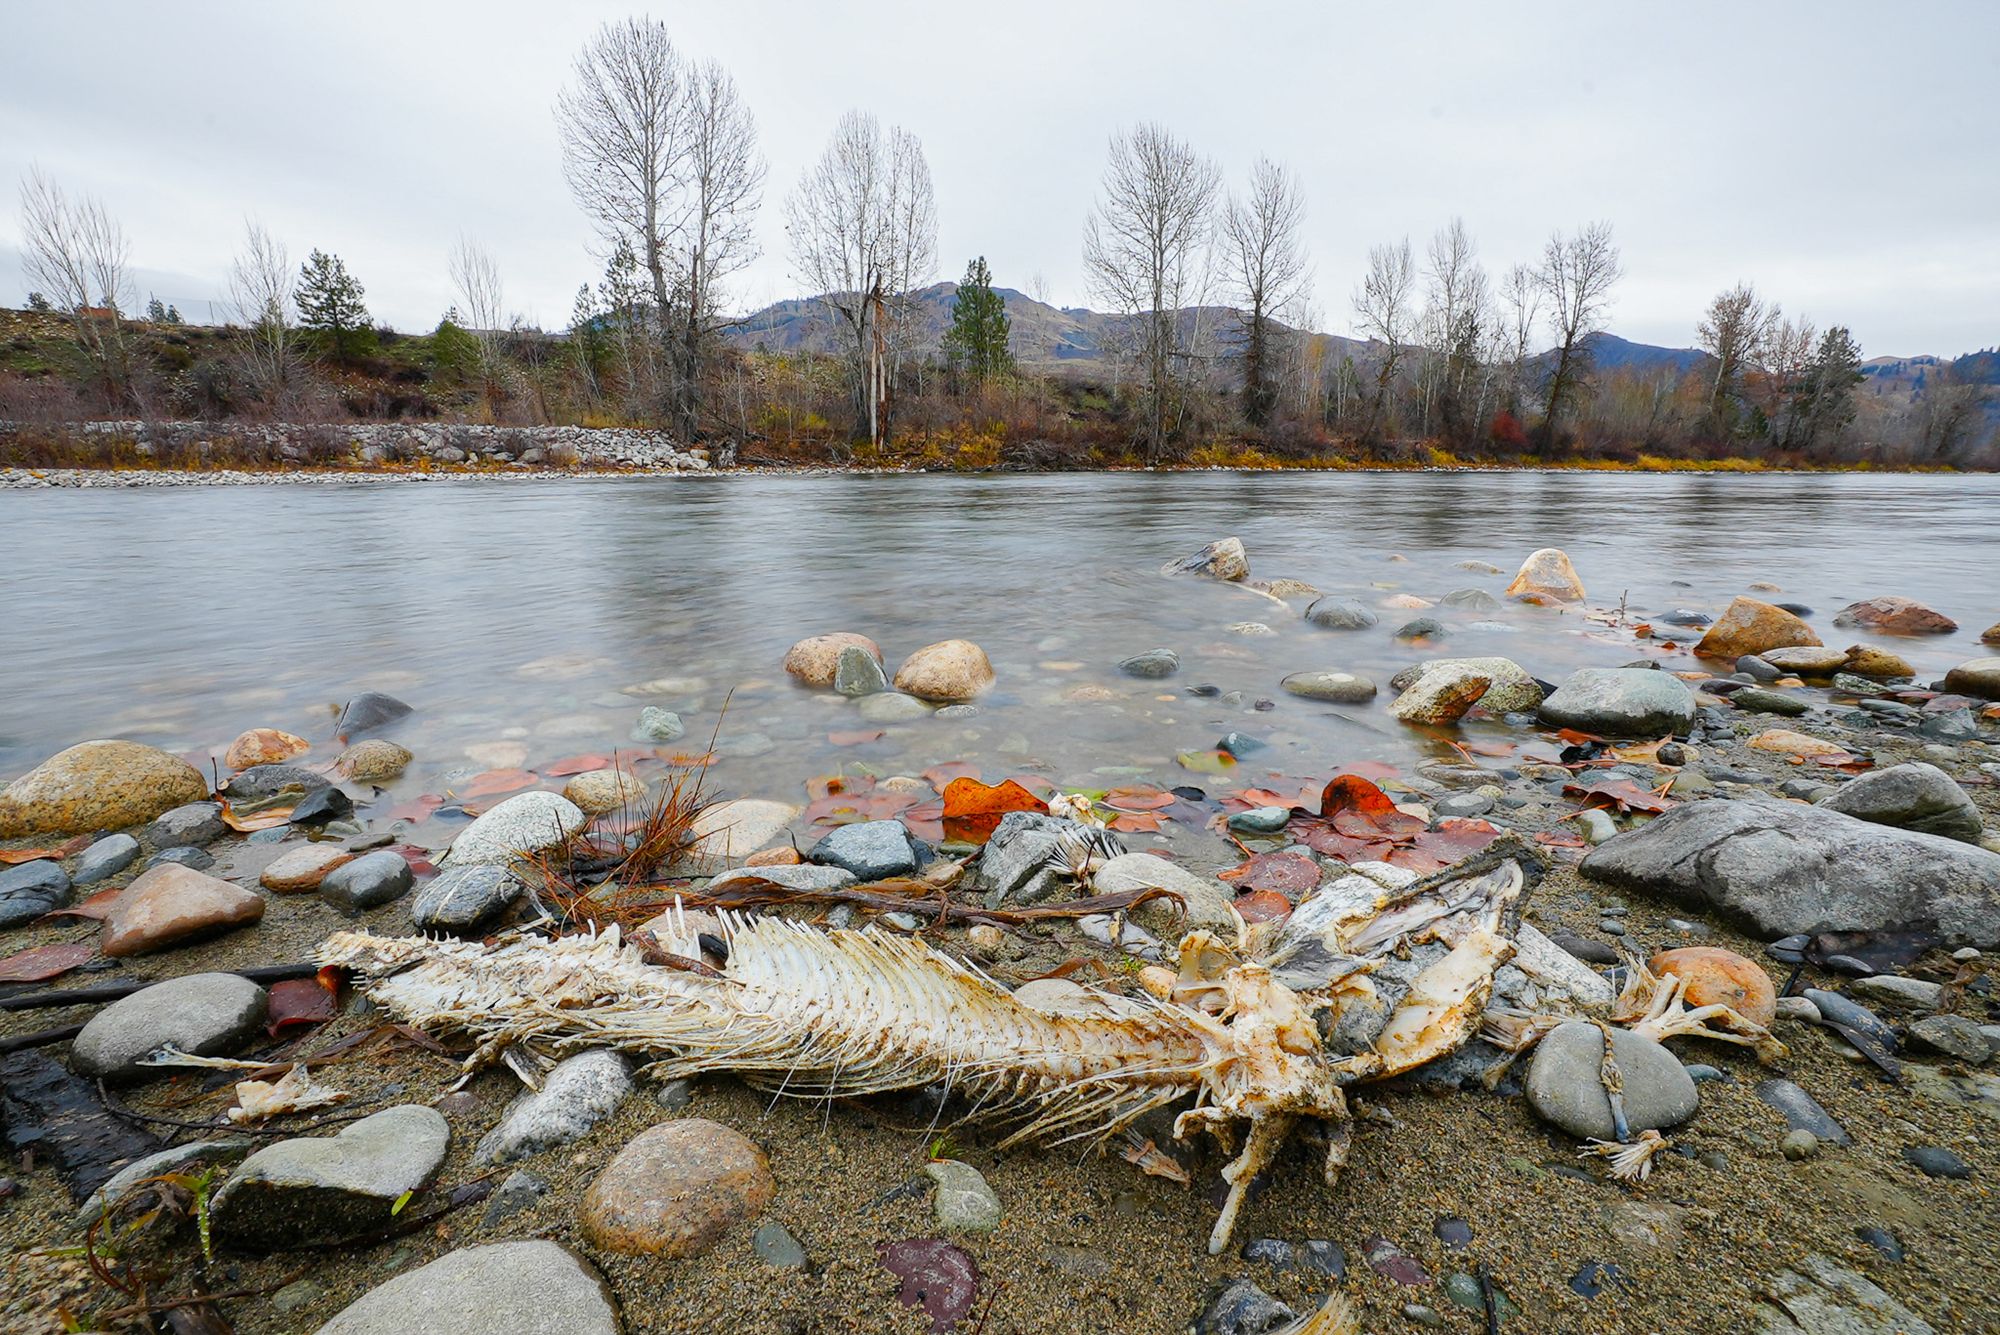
left=556, top=20, right=764, bottom=440
left=1696, top=282, right=1781, bottom=439
left=1747, top=316, right=1816, bottom=450
left=1495, top=262, right=1541, bottom=422
left=18, top=166, right=134, bottom=402
left=1083, top=123, right=1221, bottom=460
left=785, top=110, right=937, bottom=445
left=1416, top=218, right=1489, bottom=444
left=1222, top=158, right=1310, bottom=427
left=450, top=236, right=508, bottom=401
left=1536, top=221, right=1621, bottom=444
left=228, top=221, right=294, bottom=406
left=1351, top=238, right=1415, bottom=443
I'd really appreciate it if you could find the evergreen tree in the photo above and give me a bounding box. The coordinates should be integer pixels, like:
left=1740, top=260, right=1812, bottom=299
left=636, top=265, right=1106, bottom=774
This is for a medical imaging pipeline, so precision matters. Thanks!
left=296, top=249, right=373, bottom=364
left=429, top=313, right=482, bottom=382
left=26, top=291, right=51, bottom=311
left=145, top=295, right=167, bottom=322
left=1797, top=325, right=1864, bottom=453
left=165, top=304, right=182, bottom=324
left=941, top=256, right=1013, bottom=385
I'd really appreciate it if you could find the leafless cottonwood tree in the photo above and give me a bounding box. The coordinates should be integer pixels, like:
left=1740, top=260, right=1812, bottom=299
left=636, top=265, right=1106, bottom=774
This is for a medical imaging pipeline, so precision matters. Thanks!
left=1222, top=158, right=1310, bottom=428
left=1495, top=262, right=1541, bottom=423
left=1416, top=218, right=1490, bottom=443
left=1537, top=220, right=1621, bottom=444
left=1083, top=123, right=1220, bottom=460
left=228, top=221, right=295, bottom=407
left=449, top=236, right=509, bottom=400
left=19, top=166, right=134, bottom=402
left=1696, top=282, right=1780, bottom=438
left=785, top=110, right=937, bottom=445
left=556, top=19, right=763, bottom=439
left=1351, top=238, right=1415, bottom=444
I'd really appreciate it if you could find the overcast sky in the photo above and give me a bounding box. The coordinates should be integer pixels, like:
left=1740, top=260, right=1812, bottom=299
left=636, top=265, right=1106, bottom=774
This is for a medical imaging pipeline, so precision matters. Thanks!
left=4, top=1, right=1995, bottom=356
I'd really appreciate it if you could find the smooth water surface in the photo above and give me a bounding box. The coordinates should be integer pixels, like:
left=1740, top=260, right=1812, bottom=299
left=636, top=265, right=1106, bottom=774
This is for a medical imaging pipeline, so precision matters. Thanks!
left=3, top=471, right=1996, bottom=818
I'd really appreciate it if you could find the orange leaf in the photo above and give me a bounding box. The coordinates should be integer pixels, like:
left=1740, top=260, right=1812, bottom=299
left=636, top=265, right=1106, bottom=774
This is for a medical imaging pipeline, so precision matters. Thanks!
left=221, top=801, right=294, bottom=832
left=828, top=729, right=886, bottom=746
left=1107, top=811, right=1163, bottom=833
left=39, top=885, right=125, bottom=922
left=0, top=835, right=91, bottom=864
left=542, top=753, right=615, bottom=777
left=1103, top=786, right=1175, bottom=812
left=1234, top=890, right=1293, bottom=923
left=1319, top=774, right=1397, bottom=821
left=941, top=777, right=1048, bottom=844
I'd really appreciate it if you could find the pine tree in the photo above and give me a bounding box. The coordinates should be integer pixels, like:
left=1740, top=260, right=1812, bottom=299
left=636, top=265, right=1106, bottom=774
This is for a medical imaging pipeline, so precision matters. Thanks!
left=145, top=295, right=167, bottom=322
left=1796, top=325, right=1864, bottom=454
left=296, top=249, right=372, bottom=364
left=26, top=292, right=51, bottom=312
left=941, top=256, right=1013, bottom=386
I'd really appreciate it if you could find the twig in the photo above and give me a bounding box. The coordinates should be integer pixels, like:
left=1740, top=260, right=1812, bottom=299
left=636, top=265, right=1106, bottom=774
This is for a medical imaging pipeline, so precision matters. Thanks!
left=2, top=963, right=321, bottom=1013
left=0, top=1021, right=84, bottom=1054
left=96, top=1078, right=380, bottom=1138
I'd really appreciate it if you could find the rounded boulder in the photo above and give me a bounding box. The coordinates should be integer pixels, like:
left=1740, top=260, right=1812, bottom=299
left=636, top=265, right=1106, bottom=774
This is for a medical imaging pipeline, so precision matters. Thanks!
left=893, top=639, right=995, bottom=702
left=0, top=740, right=211, bottom=838
left=784, top=633, right=883, bottom=688
left=580, top=1119, right=774, bottom=1258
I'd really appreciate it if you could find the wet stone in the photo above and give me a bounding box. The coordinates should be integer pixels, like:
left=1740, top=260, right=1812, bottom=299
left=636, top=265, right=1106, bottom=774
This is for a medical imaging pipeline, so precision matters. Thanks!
left=1568, top=1260, right=1630, bottom=1299
left=289, top=785, right=355, bottom=826
left=1401, top=1304, right=1446, bottom=1327
left=318, top=850, right=413, bottom=912
left=1781, top=1130, right=1821, bottom=1161
left=480, top=1169, right=549, bottom=1226
left=71, top=834, right=140, bottom=886
left=633, top=706, right=685, bottom=742
left=210, top=1105, right=450, bottom=1250
left=1118, top=648, right=1181, bottom=678
left=1856, top=1225, right=1905, bottom=1261
left=313, top=1240, right=616, bottom=1335
left=476, top=1049, right=635, bottom=1166
left=1756, top=1079, right=1851, bottom=1145
left=410, top=865, right=524, bottom=934
left=1906, top=1014, right=1992, bottom=1063
left=753, top=1221, right=809, bottom=1269
left=1300, top=1239, right=1347, bottom=1279
left=1803, top=989, right=1898, bottom=1053
left=925, top=1159, right=1002, bottom=1232
left=1240, top=1238, right=1293, bottom=1267
left=0, top=860, right=70, bottom=928
left=809, top=819, right=921, bottom=881
left=147, top=845, right=214, bottom=871
left=146, top=801, right=225, bottom=848
left=1195, top=1278, right=1293, bottom=1335
left=579, top=1118, right=774, bottom=1257
left=1365, top=1235, right=1432, bottom=1286
left=1526, top=1023, right=1698, bottom=1140
left=70, top=972, right=268, bottom=1081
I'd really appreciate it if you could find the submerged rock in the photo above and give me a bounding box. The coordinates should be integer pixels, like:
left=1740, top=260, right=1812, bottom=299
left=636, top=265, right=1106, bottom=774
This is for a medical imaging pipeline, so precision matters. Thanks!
left=633, top=706, right=686, bottom=742
left=1833, top=596, right=1958, bottom=635
left=1820, top=763, right=1982, bottom=843
left=833, top=645, right=889, bottom=696
left=784, top=633, right=883, bottom=688
left=223, top=728, right=310, bottom=770
left=1303, top=597, right=1377, bottom=630
left=1389, top=657, right=1543, bottom=713
left=1118, top=648, right=1181, bottom=678
left=337, top=691, right=414, bottom=737
left=1538, top=667, right=1695, bottom=736
left=1694, top=597, right=1821, bottom=661
left=1280, top=670, right=1377, bottom=703
left=1161, top=536, right=1249, bottom=581
left=1583, top=796, right=2000, bottom=946
left=0, top=739, right=210, bottom=838
left=1388, top=668, right=1490, bottom=725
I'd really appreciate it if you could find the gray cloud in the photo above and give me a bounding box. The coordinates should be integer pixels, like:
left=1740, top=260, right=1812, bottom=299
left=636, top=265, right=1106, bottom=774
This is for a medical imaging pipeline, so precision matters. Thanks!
left=3, top=0, right=1993, bottom=356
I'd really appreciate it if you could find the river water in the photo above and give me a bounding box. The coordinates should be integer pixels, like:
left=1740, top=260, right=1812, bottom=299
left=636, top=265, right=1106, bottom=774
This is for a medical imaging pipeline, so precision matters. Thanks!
left=3, top=471, right=1996, bottom=827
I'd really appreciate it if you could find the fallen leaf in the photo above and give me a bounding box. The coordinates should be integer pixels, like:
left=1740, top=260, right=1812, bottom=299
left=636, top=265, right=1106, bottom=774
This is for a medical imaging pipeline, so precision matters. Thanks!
left=381, top=794, right=447, bottom=824
left=1102, top=786, right=1175, bottom=812
left=1535, top=830, right=1589, bottom=849
left=879, top=1238, right=980, bottom=1334
left=0, top=941, right=96, bottom=983
left=0, top=836, right=91, bottom=864
left=541, top=753, right=615, bottom=777
left=1234, top=890, right=1293, bottom=922
left=220, top=801, right=294, bottom=832
left=39, top=885, right=124, bottom=922
left=941, top=777, right=1048, bottom=844
left=828, top=729, right=887, bottom=746
left=266, top=977, right=337, bottom=1036
left=1107, top=811, right=1163, bottom=833
left=1564, top=778, right=1677, bottom=815
left=389, top=844, right=438, bottom=878
left=458, top=769, right=541, bottom=799
left=806, top=773, right=876, bottom=801
left=1609, top=735, right=1676, bottom=765
left=1318, top=774, right=1399, bottom=820
left=1218, top=851, right=1322, bottom=896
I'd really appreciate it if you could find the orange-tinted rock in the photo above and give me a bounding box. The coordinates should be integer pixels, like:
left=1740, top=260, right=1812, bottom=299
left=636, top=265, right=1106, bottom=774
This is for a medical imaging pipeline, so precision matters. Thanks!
left=893, top=640, right=996, bottom=702
left=579, top=1119, right=773, bottom=1258
left=259, top=844, right=354, bottom=893
left=744, top=845, right=802, bottom=868
left=783, top=634, right=882, bottom=688
left=1648, top=946, right=1777, bottom=1027
left=1693, top=597, right=1821, bottom=661
left=223, top=729, right=310, bottom=771
left=102, top=864, right=264, bottom=957
left=1983, top=622, right=2000, bottom=647
left=0, top=740, right=211, bottom=838
left=1504, top=548, right=1586, bottom=602
left=1748, top=728, right=1847, bottom=759
left=1833, top=596, right=1958, bottom=635
left=1841, top=644, right=1915, bottom=679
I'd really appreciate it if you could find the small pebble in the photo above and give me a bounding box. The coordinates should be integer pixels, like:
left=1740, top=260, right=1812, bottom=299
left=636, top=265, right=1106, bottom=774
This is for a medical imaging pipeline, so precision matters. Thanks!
left=1856, top=1225, right=1906, bottom=1261
left=1400, top=1305, right=1445, bottom=1328
left=1902, top=1146, right=1971, bottom=1179
left=1781, top=1130, right=1820, bottom=1161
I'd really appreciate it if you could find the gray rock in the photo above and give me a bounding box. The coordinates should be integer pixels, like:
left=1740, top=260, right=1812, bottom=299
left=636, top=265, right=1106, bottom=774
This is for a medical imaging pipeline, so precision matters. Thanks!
left=313, top=1241, right=619, bottom=1335
left=444, top=791, right=586, bottom=868
left=475, top=1050, right=635, bottom=1166
left=337, top=691, right=415, bottom=737
left=1195, top=1278, right=1294, bottom=1335
left=72, top=833, right=141, bottom=886
left=1903, top=1145, right=1971, bottom=1178
left=1576, top=809, right=1619, bottom=845
left=1524, top=1022, right=1698, bottom=1140
left=855, top=692, right=932, bottom=723
left=410, top=865, right=524, bottom=934
left=833, top=646, right=888, bottom=697
left=1733, top=688, right=1812, bottom=717
left=1781, top=1129, right=1821, bottom=1160
left=211, top=1105, right=450, bottom=1250
left=1848, top=974, right=1943, bottom=1011
left=481, top=1169, right=550, bottom=1225
left=0, top=859, right=69, bottom=927
left=1582, top=795, right=2000, bottom=947
left=1395, top=616, right=1447, bottom=640
left=1539, top=668, right=1696, bottom=736
left=148, top=845, right=215, bottom=871
left=1161, top=537, right=1249, bottom=581
left=808, top=819, right=921, bottom=881
left=219, top=767, right=328, bottom=803
left=1279, top=670, right=1377, bottom=704
left=1918, top=708, right=1979, bottom=741
left=74, top=1138, right=254, bottom=1229
left=1436, top=793, right=1494, bottom=818
left=1389, top=657, right=1544, bottom=713
left=1752, top=1253, right=1935, bottom=1335
left=972, top=812, right=1112, bottom=905
left=1802, top=990, right=1898, bottom=1054
left=752, top=1221, right=808, bottom=1269
left=1737, top=655, right=1782, bottom=682
left=1906, top=1014, right=1992, bottom=1063
left=318, top=850, right=414, bottom=913
left=925, top=1158, right=1002, bottom=1232
left=1093, top=852, right=1235, bottom=931
left=1942, top=656, right=2000, bottom=700
left=709, top=863, right=857, bottom=894
left=146, top=801, right=226, bottom=848
left=1820, top=763, right=1982, bottom=844
left=1755, top=1079, right=1851, bottom=1145
left=1303, top=597, right=1377, bottom=630
left=632, top=706, right=685, bottom=742
left=70, top=972, right=268, bottom=1081
left=1117, top=648, right=1180, bottom=678
left=290, top=785, right=356, bottom=826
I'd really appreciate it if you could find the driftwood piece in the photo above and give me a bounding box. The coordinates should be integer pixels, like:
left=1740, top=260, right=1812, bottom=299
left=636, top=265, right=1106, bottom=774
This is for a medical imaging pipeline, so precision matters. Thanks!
left=0, top=1049, right=160, bottom=1200
left=0, top=962, right=320, bottom=1013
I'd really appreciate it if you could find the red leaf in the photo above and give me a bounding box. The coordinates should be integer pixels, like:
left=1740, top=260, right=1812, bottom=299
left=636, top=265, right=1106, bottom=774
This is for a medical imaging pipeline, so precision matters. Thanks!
left=806, top=773, right=876, bottom=801
left=1218, top=851, right=1322, bottom=896
left=0, top=836, right=91, bottom=864
left=1332, top=807, right=1426, bottom=840
left=0, top=941, right=96, bottom=983
left=1536, top=830, right=1588, bottom=849
left=266, top=977, right=336, bottom=1036
left=1107, top=811, right=1163, bottom=833
left=1234, top=890, right=1293, bottom=923
left=389, top=844, right=438, bottom=878
left=1102, top=786, right=1175, bottom=812
left=381, top=794, right=446, bottom=824
left=460, top=769, right=541, bottom=799
left=1563, top=778, right=1677, bottom=815
left=828, top=729, right=886, bottom=746
left=39, top=885, right=125, bottom=922
left=1408, top=818, right=1503, bottom=864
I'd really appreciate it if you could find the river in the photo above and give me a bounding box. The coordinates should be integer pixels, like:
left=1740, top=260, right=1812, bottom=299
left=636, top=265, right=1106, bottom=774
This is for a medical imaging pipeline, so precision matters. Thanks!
left=3, top=470, right=1996, bottom=826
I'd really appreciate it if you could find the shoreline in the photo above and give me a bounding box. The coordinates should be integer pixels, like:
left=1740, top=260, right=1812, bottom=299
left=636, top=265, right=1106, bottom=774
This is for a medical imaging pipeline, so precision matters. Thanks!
left=1, top=458, right=1975, bottom=489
